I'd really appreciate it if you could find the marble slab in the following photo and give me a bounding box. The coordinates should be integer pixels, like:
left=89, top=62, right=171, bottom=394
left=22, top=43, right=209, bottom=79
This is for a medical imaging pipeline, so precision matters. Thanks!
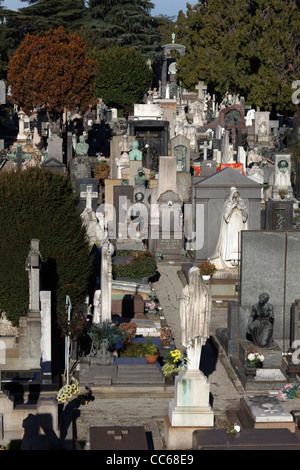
left=243, top=395, right=293, bottom=423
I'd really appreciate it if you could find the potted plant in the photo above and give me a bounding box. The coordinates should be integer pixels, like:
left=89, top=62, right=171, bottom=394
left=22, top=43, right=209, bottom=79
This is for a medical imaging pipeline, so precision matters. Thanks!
left=159, top=326, right=172, bottom=348
left=198, top=261, right=217, bottom=280
left=144, top=336, right=159, bottom=363
left=119, top=321, right=137, bottom=344
left=246, top=346, right=264, bottom=368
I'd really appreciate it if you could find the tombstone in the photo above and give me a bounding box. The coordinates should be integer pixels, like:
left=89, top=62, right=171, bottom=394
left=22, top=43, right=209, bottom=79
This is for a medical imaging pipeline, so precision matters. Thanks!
left=170, top=134, right=191, bottom=172
left=150, top=156, right=184, bottom=255
left=217, top=231, right=300, bottom=362
left=291, top=299, right=300, bottom=344
left=0, top=80, right=6, bottom=105
left=192, top=168, right=262, bottom=261
left=221, top=130, right=230, bottom=163
left=255, top=111, right=270, bottom=143
left=40, top=291, right=52, bottom=377
left=265, top=200, right=293, bottom=230
left=80, top=185, right=100, bottom=244
left=100, top=240, right=113, bottom=323
left=113, top=185, right=134, bottom=240
left=19, top=239, right=42, bottom=369
left=47, top=133, right=63, bottom=163
left=271, top=154, right=293, bottom=200
left=110, top=134, right=136, bottom=179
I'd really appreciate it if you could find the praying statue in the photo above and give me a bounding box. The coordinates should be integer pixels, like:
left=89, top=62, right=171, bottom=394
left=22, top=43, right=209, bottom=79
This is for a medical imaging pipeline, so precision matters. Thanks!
left=93, top=290, right=101, bottom=324
left=180, top=267, right=212, bottom=370
left=246, top=293, right=274, bottom=348
left=210, top=187, right=248, bottom=269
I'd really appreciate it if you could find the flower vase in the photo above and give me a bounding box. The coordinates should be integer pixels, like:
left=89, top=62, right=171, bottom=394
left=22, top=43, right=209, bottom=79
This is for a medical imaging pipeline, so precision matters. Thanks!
left=245, top=363, right=257, bottom=380
left=145, top=354, right=158, bottom=364
left=202, top=275, right=211, bottom=281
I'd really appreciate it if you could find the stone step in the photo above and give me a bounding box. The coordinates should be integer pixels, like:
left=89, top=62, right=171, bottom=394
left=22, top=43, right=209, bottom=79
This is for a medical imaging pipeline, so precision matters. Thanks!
left=113, top=376, right=165, bottom=384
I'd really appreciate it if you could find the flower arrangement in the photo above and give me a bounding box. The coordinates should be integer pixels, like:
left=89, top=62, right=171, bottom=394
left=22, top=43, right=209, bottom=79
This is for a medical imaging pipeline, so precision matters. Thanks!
left=278, top=384, right=300, bottom=400
left=119, top=322, right=137, bottom=342
left=144, top=336, right=159, bottom=356
left=160, top=326, right=172, bottom=347
left=246, top=346, right=264, bottom=367
left=198, top=261, right=217, bottom=276
left=162, top=349, right=188, bottom=377
left=56, top=377, right=80, bottom=403
left=226, top=423, right=241, bottom=434
left=145, top=301, right=156, bottom=312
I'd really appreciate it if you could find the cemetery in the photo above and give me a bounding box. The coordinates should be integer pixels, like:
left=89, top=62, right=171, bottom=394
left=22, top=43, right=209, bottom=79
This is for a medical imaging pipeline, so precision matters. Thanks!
left=0, top=0, right=300, bottom=453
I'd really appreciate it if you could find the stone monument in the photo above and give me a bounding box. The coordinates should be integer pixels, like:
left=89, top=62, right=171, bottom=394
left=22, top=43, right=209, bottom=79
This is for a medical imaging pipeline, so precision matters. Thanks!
left=168, top=267, right=214, bottom=433
left=209, top=186, right=248, bottom=269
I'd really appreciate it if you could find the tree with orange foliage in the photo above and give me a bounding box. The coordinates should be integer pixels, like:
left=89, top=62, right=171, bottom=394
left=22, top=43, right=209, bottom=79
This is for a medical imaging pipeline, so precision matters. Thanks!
left=7, top=26, right=98, bottom=131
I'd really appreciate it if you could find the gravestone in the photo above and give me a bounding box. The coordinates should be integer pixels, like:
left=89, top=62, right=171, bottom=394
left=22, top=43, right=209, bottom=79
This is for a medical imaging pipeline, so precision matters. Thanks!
left=217, top=231, right=300, bottom=360
left=240, top=395, right=294, bottom=430
left=113, top=185, right=134, bottom=240
left=40, top=291, right=51, bottom=377
left=47, top=133, right=63, bottom=163
left=192, top=167, right=262, bottom=261
left=170, top=134, right=191, bottom=172
left=255, top=111, right=270, bottom=143
left=0, top=80, right=6, bottom=104
left=265, top=200, right=293, bottom=230
left=271, top=154, right=293, bottom=200
left=19, top=239, right=42, bottom=370
left=149, top=156, right=183, bottom=254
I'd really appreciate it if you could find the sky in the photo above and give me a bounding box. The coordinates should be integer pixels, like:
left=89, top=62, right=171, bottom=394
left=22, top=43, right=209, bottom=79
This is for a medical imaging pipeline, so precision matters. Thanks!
left=3, top=0, right=192, bottom=18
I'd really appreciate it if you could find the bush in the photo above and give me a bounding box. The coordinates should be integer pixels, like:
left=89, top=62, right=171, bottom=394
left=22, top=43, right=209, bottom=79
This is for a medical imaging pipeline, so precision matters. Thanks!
left=0, top=167, right=92, bottom=327
left=113, top=250, right=157, bottom=279
left=119, top=342, right=146, bottom=358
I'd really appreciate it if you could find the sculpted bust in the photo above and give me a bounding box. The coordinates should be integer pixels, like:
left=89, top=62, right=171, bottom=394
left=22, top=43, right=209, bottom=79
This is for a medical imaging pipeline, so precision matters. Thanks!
left=75, top=135, right=89, bottom=157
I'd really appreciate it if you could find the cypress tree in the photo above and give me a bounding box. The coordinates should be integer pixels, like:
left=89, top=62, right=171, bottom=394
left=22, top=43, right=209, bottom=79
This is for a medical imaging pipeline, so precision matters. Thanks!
left=0, top=167, right=92, bottom=327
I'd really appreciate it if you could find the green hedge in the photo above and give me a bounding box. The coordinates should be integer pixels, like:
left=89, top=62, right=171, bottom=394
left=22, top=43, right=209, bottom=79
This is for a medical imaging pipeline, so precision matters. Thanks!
left=0, top=167, right=92, bottom=327
left=113, top=250, right=157, bottom=279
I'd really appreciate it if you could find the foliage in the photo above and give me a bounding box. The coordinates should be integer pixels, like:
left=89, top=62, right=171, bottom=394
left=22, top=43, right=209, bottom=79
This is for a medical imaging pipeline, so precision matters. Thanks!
left=159, top=326, right=172, bottom=347
left=91, top=45, right=152, bottom=113
left=175, top=0, right=300, bottom=113
left=88, top=320, right=123, bottom=348
left=119, top=341, right=146, bottom=357
left=162, top=349, right=188, bottom=376
left=119, top=321, right=137, bottom=341
left=83, top=0, right=163, bottom=63
left=144, top=335, right=158, bottom=356
left=113, top=250, right=157, bottom=279
left=94, top=160, right=110, bottom=183
left=0, top=167, right=92, bottom=327
left=7, top=26, right=98, bottom=120
left=198, top=261, right=217, bottom=276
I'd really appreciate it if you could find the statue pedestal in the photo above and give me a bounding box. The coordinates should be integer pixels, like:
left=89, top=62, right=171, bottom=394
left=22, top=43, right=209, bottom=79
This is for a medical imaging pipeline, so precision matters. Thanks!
left=168, top=369, right=214, bottom=427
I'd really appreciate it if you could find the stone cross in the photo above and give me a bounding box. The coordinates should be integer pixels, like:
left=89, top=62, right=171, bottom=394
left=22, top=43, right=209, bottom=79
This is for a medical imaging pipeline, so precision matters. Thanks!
left=199, top=141, right=208, bottom=160
left=228, top=145, right=237, bottom=163
left=195, top=81, right=207, bottom=101
left=80, top=185, right=98, bottom=210
left=25, top=239, right=41, bottom=313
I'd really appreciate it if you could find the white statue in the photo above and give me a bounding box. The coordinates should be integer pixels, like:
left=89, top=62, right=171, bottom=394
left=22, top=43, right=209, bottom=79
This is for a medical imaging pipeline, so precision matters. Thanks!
left=246, top=109, right=255, bottom=127
left=210, top=187, right=248, bottom=269
left=93, top=289, right=101, bottom=324
left=180, top=267, right=212, bottom=370
left=247, top=146, right=262, bottom=166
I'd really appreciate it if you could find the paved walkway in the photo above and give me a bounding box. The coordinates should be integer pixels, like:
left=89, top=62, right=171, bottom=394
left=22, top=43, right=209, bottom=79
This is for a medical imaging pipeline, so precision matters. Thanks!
left=74, top=263, right=245, bottom=450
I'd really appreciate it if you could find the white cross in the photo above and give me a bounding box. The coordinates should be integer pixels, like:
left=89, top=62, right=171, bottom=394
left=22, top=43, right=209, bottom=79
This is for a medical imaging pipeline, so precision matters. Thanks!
left=80, top=185, right=98, bottom=210
left=199, top=141, right=208, bottom=160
